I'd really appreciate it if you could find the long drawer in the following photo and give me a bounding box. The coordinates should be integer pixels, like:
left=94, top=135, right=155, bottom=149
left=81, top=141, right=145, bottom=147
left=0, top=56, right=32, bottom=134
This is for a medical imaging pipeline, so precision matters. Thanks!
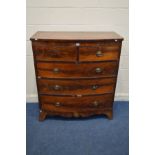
left=38, top=78, right=116, bottom=95
left=36, top=61, right=118, bottom=78
left=40, top=94, right=113, bottom=110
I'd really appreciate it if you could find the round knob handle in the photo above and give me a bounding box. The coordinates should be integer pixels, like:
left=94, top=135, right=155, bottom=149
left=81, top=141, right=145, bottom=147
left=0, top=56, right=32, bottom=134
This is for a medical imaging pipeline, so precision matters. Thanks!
left=55, top=102, right=61, bottom=106
left=54, top=85, right=61, bottom=90
left=93, top=101, right=99, bottom=107
left=95, top=67, right=102, bottom=73
left=96, top=51, right=103, bottom=57
left=92, top=85, right=98, bottom=90
left=73, top=112, right=80, bottom=117
left=53, top=68, right=59, bottom=73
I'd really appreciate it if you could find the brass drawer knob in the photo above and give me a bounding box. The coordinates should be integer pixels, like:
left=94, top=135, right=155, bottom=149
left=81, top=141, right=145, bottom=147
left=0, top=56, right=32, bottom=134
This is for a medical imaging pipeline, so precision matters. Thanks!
left=92, top=85, right=98, bottom=90
left=53, top=68, right=60, bottom=73
left=95, top=67, right=102, bottom=73
left=74, top=112, right=80, bottom=117
left=77, top=94, right=82, bottom=97
left=54, top=85, right=61, bottom=90
left=93, top=101, right=99, bottom=107
left=96, top=51, right=103, bottom=57
left=55, top=102, right=61, bottom=107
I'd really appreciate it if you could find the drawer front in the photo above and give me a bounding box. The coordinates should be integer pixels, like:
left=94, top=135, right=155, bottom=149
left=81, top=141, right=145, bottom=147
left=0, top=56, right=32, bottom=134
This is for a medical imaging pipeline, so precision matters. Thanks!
left=36, top=62, right=118, bottom=78
left=79, top=42, right=120, bottom=62
left=32, top=41, right=77, bottom=62
left=40, top=94, right=113, bottom=110
left=38, top=78, right=116, bottom=95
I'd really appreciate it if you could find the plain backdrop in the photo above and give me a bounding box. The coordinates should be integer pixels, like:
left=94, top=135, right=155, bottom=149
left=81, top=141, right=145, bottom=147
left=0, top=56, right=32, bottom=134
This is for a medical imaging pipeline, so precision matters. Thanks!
left=26, top=0, right=129, bottom=102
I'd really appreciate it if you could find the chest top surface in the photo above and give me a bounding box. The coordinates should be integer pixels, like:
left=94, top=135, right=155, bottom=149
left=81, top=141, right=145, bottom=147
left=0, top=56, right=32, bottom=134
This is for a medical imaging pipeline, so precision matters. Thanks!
left=30, top=31, right=124, bottom=41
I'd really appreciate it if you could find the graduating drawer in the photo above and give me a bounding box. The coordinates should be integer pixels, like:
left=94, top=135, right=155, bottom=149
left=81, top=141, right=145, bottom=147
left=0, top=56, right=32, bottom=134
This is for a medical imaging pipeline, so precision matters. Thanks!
left=38, top=78, right=116, bottom=95
left=79, top=42, right=121, bottom=62
left=40, top=94, right=113, bottom=110
left=36, top=61, right=118, bottom=78
left=32, top=41, right=77, bottom=62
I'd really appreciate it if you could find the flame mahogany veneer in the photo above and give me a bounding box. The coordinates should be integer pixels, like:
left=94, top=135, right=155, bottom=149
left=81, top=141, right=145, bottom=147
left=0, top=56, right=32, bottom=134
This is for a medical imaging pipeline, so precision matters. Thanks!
left=30, top=31, right=123, bottom=121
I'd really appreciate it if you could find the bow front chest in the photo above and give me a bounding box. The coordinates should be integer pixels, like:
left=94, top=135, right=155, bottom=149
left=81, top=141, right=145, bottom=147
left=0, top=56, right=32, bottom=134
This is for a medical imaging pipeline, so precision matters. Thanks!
left=30, top=32, right=124, bottom=121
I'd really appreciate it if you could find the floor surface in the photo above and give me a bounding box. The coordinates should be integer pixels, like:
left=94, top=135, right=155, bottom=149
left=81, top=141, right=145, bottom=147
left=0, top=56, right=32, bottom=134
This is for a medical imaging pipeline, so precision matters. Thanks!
left=26, top=102, right=129, bottom=155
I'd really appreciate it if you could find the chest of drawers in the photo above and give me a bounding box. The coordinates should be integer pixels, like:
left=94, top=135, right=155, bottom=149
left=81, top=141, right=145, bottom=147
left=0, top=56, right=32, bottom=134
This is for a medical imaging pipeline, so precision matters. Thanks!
left=30, top=32, right=124, bottom=121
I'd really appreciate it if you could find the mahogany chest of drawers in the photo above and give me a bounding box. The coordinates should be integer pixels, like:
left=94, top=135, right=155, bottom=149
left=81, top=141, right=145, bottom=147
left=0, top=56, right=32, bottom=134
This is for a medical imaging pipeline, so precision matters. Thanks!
left=30, top=32, right=124, bottom=121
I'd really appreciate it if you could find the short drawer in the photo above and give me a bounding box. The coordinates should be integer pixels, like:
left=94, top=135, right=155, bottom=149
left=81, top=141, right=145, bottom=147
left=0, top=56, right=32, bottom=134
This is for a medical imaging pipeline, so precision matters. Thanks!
left=40, top=94, right=113, bottom=110
left=36, top=62, right=118, bottom=78
left=32, top=41, right=77, bottom=62
left=38, top=78, right=116, bottom=95
left=79, top=42, right=120, bottom=62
